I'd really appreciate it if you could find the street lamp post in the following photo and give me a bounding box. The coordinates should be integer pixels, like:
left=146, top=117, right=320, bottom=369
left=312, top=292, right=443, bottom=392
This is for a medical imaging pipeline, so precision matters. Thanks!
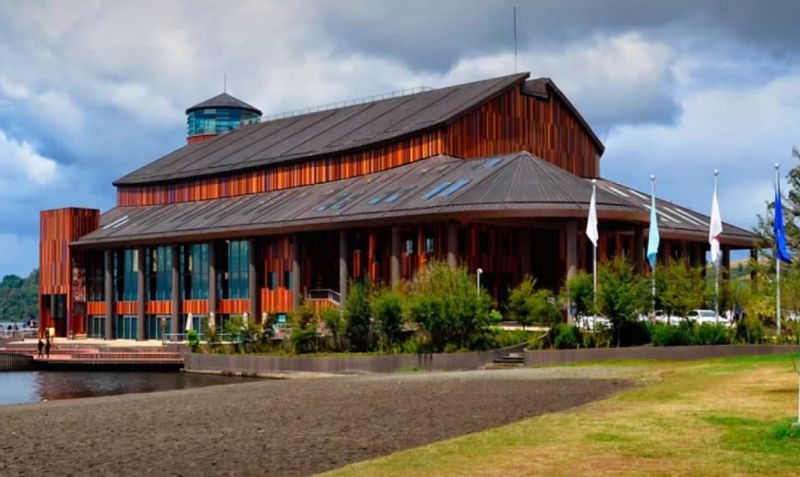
left=477, top=268, right=483, bottom=296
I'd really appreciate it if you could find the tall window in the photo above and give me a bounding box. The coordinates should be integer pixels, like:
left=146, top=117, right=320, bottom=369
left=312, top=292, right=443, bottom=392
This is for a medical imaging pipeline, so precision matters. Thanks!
left=114, top=249, right=139, bottom=301
left=218, top=240, right=249, bottom=299
left=86, top=252, right=104, bottom=302
left=146, top=246, right=172, bottom=301
left=180, top=243, right=209, bottom=300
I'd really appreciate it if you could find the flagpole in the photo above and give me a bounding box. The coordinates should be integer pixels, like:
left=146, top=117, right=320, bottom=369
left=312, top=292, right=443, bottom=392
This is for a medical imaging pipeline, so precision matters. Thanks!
left=651, top=175, right=656, bottom=316
left=776, top=162, right=782, bottom=337
left=592, top=179, right=598, bottom=307
left=714, top=170, right=720, bottom=324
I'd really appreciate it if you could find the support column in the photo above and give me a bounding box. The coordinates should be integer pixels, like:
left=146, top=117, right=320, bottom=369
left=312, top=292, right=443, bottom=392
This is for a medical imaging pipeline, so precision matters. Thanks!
left=249, top=238, right=258, bottom=321
left=390, top=227, right=401, bottom=288
left=170, top=245, right=180, bottom=338
left=291, top=234, right=301, bottom=309
left=566, top=221, right=578, bottom=324
left=447, top=222, right=458, bottom=270
left=208, top=241, right=217, bottom=330
left=518, top=227, right=531, bottom=277
left=339, top=230, right=349, bottom=303
left=136, top=246, right=145, bottom=341
left=750, top=248, right=758, bottom=291
left=104, top=250, right=113, bottom=340
left=633, top=226, right=644, bottom=274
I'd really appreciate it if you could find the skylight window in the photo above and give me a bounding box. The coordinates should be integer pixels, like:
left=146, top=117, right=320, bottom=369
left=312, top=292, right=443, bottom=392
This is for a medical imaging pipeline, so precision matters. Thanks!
left=318, top=194, right=348, bottom=211
left=384, top=188, right=413, bottom=204
left=422, top=181, right=452, bottom=200
left=438, top=179, right=470, bottom=198
left=368, top=193, right=388, bottom=205
left=482, top=158, right=503, bottom=169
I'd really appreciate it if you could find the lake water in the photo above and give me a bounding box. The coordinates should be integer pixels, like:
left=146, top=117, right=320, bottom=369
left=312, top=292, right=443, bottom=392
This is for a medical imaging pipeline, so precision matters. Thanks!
left=0, top=371, right=256, bottom=406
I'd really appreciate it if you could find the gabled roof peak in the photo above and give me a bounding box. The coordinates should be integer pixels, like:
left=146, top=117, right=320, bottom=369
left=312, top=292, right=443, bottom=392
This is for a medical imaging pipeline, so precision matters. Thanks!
left=186, top=92, right=262, bottom=115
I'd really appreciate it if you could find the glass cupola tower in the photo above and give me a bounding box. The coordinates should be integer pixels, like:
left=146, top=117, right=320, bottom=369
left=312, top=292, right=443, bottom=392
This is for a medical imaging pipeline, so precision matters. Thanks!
left=185, top=92, right=262, bottom=145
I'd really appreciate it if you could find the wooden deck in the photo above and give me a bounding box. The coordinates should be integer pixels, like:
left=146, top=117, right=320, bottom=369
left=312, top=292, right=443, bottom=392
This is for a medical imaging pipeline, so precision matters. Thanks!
left=0, top=343, right=184, bottom=370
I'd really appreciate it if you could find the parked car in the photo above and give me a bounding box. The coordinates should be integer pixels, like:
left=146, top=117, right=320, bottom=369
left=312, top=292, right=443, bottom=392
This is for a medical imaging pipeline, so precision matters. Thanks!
left=652, top=311, right=684, bottom=326
left=686, top=309, right=729, bottom=326
left=577, top=315, right=611, bottom=330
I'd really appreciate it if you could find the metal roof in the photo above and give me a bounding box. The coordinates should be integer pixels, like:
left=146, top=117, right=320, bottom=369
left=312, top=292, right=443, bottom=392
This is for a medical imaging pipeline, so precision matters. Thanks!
left=115, top=73, right=531, bottom=186
left=594, top=178, right=756, bottom=246
left=185, top=92, right=262, bottom=115
left=77, top=152, right=644, bottom=247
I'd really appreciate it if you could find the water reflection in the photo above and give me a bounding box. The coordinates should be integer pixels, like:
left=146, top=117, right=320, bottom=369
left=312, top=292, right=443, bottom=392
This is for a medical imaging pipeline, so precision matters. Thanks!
left=0, top=371, right=255, bottom=406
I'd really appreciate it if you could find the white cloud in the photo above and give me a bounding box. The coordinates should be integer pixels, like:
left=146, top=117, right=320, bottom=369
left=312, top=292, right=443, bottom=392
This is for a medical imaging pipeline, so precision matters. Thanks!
left=0, top=233, right=38, bottom=276
left=0, top=129, right=59, bottom=192
left=603, top=70, right=800, bottom=231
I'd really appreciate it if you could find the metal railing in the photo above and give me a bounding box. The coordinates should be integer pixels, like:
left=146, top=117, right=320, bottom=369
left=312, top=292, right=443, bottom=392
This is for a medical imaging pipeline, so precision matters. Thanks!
left=0, top=329, right=37, bottom=341
left=308, top=288, right=341, bottom=304
left=262, top=86, right=435, bottom=122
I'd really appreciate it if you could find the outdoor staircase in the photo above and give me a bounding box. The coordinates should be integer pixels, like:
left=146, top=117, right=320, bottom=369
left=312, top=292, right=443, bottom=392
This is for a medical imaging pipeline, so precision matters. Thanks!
left=483, top=351, right=526, bottom=370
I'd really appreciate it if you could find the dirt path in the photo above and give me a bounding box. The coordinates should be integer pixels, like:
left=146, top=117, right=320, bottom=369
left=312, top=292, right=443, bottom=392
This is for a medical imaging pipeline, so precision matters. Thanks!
left=0, top=368, right=630, bottom=476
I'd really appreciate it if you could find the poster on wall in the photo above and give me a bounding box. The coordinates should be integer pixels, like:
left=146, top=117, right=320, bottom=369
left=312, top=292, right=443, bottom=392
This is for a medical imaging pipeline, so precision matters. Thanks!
left=72, top=266, right=86, bottom=304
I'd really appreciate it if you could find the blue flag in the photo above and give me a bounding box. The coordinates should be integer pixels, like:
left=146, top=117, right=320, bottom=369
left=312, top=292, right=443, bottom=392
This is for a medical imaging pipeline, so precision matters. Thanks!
left=647, top=191, right=660, bottom=269
left=774, top=182, right=792, bottom=264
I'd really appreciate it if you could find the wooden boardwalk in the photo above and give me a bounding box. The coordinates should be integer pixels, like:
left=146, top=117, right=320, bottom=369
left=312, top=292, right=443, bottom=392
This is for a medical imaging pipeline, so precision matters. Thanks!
left=0, top=343, right=184, bottom=370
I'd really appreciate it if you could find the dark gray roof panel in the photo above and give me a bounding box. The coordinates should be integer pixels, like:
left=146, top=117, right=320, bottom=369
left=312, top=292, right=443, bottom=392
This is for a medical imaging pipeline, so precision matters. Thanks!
left=115, top=73, right=530, bottom=186
left=79, top=152, right=644, bottom=247
left=186, top=92, right=262, bottom=115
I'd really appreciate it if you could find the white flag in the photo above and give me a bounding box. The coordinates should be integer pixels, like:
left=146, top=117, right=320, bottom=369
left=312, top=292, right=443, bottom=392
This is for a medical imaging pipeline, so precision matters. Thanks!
left=709, top=175, right=723, bottom=265
left=586, top=180, right=598, bottom=247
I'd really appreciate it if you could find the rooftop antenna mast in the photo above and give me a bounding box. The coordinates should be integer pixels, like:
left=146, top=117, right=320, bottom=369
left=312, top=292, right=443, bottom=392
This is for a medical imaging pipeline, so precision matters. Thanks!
left=513, top=6, right=518, bottom=73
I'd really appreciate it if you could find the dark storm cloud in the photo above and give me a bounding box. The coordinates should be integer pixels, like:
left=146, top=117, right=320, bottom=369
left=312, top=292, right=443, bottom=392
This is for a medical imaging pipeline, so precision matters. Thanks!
left=321, top=0, right=800, bottom=71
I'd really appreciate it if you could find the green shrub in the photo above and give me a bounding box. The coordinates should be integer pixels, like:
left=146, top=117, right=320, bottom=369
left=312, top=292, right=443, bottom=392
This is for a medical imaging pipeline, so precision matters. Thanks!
left=371, top=288, right=404, bottom=351
left=656, top=260, right=706, bottom=317
left=692, top=323, right=730, bottom=345
left=406, top=261, right=492, bottom=352
left=480, top=329, right=535, bottom=350
left=288, top=301, right=319, bottom=354
left=204, top=316, right=220, bottom=347
left=321, top=307, right=346, bottom=352
left=507, top=276, right=562, bottom=328
left=553, top=324, right=582, bottom=349
left=733, top=316, right=765, bottom=344
left=650, top=323, right=692, bottom=347
left=565, top=271, right=595, bottom=317
left=290, top=326, right=318, bottom=354
left=344, top=281, right=373, bottom=352
left=402, top=333, right=432, bottom=354
left=186, top=329, right=200, bottom=352
left=597, top=257, right=649, bottom=346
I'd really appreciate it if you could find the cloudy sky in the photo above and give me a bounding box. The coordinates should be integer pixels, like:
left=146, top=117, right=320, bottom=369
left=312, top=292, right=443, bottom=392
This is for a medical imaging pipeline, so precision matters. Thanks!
left=1, top=0, right=798, bottom=275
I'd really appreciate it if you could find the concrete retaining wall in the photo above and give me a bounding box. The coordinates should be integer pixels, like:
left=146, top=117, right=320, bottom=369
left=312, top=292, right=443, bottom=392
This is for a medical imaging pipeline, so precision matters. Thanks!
left=184, top=346, right=520, bottom=376
left=524, top=344, right=800, bottom=366
left=0, top=352, right=34, bottom=371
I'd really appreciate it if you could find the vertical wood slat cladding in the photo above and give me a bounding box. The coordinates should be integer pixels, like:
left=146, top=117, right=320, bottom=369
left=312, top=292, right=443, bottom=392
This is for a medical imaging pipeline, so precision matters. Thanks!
left=117, top=131, right=443, bottom=206
left=219, top=299, right=249, bottom=314
left=39, top=208, right=99, bottom=336
left=260, top=235, right=294, bottom=313
left=445, top=86, right=600, bottom=177
left=87, top=301, right=106, bottom=315
left=114, top=301, right=138, bottom=315
left=145, top=300, right=172, bottom=315
left=183, top=299, right=209, bottom=315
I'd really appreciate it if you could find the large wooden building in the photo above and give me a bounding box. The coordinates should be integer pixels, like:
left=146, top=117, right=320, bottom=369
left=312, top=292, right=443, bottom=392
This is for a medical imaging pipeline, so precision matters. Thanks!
left=39, top=73, right=756, bottom=340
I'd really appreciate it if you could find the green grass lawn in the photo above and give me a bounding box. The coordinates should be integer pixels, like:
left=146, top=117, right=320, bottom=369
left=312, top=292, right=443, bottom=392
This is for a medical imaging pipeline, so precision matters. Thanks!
left=322, top=354, right=800, bottom=476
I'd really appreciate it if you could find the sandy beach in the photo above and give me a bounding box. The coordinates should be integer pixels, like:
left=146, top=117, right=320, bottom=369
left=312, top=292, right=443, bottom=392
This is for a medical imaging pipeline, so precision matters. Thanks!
left=0, top=368, right=630, bottom=476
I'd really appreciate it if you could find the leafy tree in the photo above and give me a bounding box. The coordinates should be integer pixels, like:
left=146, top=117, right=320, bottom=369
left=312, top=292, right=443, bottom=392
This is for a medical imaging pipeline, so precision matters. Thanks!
left=343, top=281, right=373, bottom=352
left=565, top=271, right=595, bottom=318
left=0, top=269, right=39, bottom=322
left=507, top=276, right=561, bottom=328
left=753, top=147, right=799, bottom=262
left=597, top=257, right=649, bottom=346
left=406, top=261, right=491, bottom=352
left=289, top=301, right=319, bottom=354
left=371, top=288, right=404, bottom=351
left=321, top=307, right=346, bottom=352
left=656, top=260, right=706, bottom=318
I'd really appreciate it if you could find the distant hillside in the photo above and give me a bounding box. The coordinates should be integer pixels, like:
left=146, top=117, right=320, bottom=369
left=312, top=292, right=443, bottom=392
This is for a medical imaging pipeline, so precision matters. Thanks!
left=0, top=269, right=38, bottom=322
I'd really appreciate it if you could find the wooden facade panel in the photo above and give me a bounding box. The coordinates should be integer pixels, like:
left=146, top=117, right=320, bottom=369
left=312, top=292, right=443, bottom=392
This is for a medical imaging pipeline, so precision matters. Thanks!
left=219, top=298, right=249, bottom=314
left=183, top=299, right=209, bottom=315
left=115, top=301, right=137, bottom=315
left=117, top=131, right=443, bottom=206
left=146, top=300, right=172, bottom=315
left=86, top=301, right=106, bottom=315
left=444, top=86, right=600, bottom=177
left=261, top=288, right=293, bottom=314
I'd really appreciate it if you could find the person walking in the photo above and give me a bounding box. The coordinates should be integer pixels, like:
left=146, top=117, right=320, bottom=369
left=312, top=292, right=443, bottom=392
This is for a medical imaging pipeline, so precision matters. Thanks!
left=37, top=337, right=44, bottom=359
left=45, top=335, right=51, bottom=359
